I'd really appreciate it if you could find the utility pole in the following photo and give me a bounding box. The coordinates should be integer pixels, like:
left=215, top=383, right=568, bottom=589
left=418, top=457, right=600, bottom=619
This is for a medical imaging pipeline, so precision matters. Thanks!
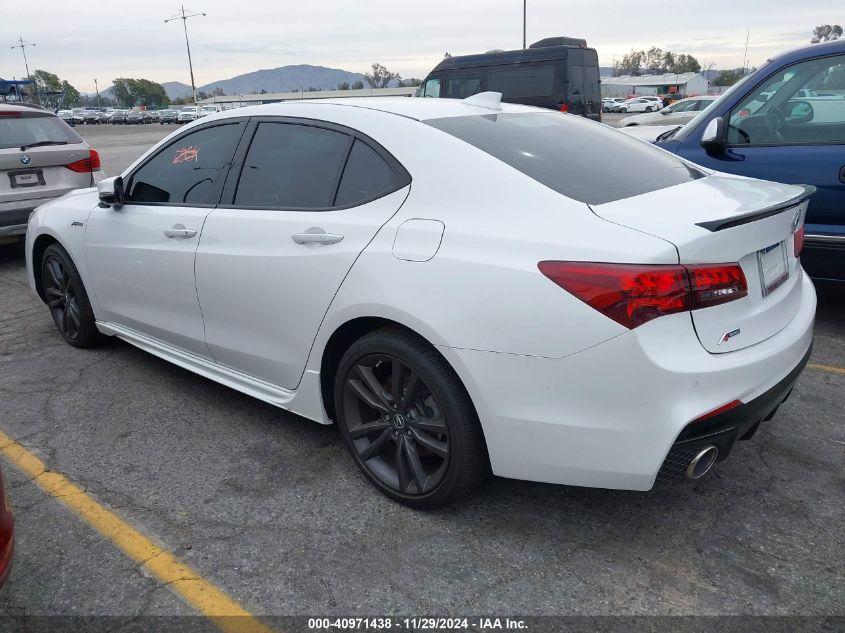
left=94, top=78, right=101, bottom=108
left=10, top=36, right=36, bottom=101
left=741, top=28, right=750, bottom=77
left=522, top=0, right=527, bottom=49
left=165, top=6, right=206, bottom=106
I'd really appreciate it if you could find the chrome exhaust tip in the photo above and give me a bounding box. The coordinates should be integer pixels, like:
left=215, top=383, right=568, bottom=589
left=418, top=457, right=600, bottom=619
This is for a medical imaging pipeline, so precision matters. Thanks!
left=685, top=446, right=719, bottom=480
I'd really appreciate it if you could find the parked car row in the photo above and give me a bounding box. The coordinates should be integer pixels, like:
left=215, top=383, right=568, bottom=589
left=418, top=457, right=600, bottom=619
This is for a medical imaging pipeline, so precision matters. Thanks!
left=618, top=95, right=718, bottom=127
left=55, top=107, right=208, bottom=126
left=603, top=95, right=665, bottom=113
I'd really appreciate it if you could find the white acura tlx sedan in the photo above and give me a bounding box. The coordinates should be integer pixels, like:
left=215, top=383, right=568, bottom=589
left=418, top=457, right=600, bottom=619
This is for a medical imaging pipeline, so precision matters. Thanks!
left=25, top=93, right=816, bottom=508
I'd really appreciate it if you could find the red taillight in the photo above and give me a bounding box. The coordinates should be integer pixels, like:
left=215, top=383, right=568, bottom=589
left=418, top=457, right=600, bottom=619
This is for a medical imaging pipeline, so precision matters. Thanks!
left=793, top=224, right=805, bottom=258
left=538, top=262, right=690, bottom=329
left=560, top=102, right=569, bottom=113
left=0, top=112, right=21, bottom=117
left=692, top=399, right=742, bottom=423
left=538, top=261, right=748, bottom=329
left=686, top=264, right=748, bottom=309
left=64, top=149, right=100, bottom=173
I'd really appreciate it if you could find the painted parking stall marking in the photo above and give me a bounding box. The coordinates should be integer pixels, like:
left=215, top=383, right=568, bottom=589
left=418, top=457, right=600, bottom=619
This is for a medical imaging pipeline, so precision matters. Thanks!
left=807, top=363, right=845, bottom=375
left=0, top=429, right=275, bottom=633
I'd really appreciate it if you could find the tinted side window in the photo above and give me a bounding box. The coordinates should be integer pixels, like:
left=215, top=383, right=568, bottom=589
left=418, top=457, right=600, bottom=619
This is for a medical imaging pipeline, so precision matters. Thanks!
left=445, top=74, right=484, bottom=99
left=127, top=124, right=242, bottom=205
left=487, top=65, right=555, bottom=99
left=335, top=140, right=397, bottom=206
left=235, top=123, right=351, bottom=209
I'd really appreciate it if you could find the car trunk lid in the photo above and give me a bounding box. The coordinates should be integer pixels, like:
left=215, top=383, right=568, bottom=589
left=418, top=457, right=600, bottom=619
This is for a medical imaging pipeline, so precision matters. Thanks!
left=591, top=174, right=812, bottom=353
left=0, top=144, right=94, bottom=203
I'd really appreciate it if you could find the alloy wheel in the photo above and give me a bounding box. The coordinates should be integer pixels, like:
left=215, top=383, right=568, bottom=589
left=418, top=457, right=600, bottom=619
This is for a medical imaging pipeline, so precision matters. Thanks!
left=43, top=255, right=81, bottom=341
left=342, top=354, right=450, bottom=496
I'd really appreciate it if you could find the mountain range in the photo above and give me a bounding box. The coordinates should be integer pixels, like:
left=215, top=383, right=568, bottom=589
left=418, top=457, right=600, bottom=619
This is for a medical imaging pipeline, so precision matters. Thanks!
left=160, top=64, right=383, bottom=99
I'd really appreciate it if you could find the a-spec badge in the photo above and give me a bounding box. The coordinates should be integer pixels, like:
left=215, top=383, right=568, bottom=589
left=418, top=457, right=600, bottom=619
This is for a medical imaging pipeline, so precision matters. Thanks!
left=717, top=328, right=741, bottom=346
left=20, top=153, right=31, bottom=165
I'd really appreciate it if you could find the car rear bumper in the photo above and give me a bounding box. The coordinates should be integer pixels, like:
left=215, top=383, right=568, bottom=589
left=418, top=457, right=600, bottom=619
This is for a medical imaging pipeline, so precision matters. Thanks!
left=443, top=272, right=816, bottom=491
left=654, top=342, right=811, bottom=485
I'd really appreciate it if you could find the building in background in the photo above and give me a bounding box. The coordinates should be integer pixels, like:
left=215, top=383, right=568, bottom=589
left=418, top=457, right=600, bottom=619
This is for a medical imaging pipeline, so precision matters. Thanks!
left=601, top=72, right=708, bottom=98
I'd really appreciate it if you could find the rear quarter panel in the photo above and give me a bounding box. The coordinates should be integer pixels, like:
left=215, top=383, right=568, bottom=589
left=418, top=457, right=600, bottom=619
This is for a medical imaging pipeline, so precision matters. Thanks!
left=306, top=111, right=680, bottom=366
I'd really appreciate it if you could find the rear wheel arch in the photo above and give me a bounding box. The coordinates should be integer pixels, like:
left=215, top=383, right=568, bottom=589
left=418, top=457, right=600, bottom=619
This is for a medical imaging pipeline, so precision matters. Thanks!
left=318, top=317, right=485, bottom=446
left=32, top=234, right=62, bottom=302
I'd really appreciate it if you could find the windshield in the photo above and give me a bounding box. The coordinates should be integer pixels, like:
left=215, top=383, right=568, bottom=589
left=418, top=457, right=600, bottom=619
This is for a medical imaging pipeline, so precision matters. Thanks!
left=674, top=71, right=760, bottom=141
left=426, top=112, right=704, bottom=205
left=0, top=114, right=82, bottom=149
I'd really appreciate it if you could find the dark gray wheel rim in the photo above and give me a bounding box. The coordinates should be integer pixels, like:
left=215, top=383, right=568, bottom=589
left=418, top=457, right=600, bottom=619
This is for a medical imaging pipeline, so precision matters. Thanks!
left=43, top=255, right=81, bottom=341
left=342, top=354, right=450, bottom=496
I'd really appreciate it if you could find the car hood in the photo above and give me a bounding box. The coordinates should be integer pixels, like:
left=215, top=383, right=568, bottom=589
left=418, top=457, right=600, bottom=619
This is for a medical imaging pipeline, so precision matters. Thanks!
left=617, top=124, right=677, bottom=143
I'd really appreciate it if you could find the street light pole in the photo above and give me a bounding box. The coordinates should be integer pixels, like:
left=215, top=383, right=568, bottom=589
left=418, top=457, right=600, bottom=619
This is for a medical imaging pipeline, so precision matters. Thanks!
left=10, top=36, right=36, bottom=101
left=522, top=0, right=526, bottom=49
left=165, top=6, right=206, bottom=106
left=94, top=78, right=101, bottom=108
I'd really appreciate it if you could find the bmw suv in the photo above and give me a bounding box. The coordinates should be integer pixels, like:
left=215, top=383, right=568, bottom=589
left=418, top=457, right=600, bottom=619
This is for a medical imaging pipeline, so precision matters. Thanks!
left=0, top=103, right=105, bottom=240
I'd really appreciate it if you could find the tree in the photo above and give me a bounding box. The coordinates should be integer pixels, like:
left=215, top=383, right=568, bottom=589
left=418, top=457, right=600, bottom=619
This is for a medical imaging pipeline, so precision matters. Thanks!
left=337, top=81, right=350, bottom=90
left=211, top=87, right=225, bottom=96
left=111, top=78, right=169, bottom=108
left=363, top=63, right=400, bottom=89
left=350, top=80, right=365, bottom=90
left=713, top=69, right=744, bottom=86
left=812, top=24, right=843, bottom=43
left=398, top=78, right=422, bottom=88
left=444, top=52, right=452, bottom=58
left=32, top=70, right=80, bottom=106
left=644, top=47, right=665, bottom=73
left=613, top=50, right=645, bottom=76
left=672, top=53, right=701, bottom=73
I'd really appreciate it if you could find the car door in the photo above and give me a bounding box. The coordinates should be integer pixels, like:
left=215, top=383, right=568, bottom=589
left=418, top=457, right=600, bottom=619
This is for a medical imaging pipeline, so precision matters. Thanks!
left=195, top=118, right=411, bottom=389
left=708, top=55, right=845, bottom=240
left=85, top=120, right=245, bottom=357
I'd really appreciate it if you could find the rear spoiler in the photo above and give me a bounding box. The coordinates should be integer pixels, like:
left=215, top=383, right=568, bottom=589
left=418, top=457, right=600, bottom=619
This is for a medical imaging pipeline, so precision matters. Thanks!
left=696, top=185, right=816, bottom=232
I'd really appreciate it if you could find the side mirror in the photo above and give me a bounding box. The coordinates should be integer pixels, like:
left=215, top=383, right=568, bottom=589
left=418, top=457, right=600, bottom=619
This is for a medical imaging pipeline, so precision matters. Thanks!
left=97, top=176, right=125, bottom=208
left=700, top=117, right=727, bottom=151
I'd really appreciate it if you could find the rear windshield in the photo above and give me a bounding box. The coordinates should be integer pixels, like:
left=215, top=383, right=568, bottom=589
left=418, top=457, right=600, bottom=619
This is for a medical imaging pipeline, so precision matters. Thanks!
left=0, top=113, right=82, bottom=149
left=425, top=112, right=703, bottom=205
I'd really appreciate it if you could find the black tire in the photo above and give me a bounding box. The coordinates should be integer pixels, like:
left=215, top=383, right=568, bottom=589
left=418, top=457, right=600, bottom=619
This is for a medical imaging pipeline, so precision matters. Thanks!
left=335, top=327, right=488, bottom=509
left=41, top=244, right=104, bottom=348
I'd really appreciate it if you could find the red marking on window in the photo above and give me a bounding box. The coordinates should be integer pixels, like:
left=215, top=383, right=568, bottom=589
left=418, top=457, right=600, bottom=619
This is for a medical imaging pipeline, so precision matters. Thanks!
left=173, top=146, right=199, bottom=164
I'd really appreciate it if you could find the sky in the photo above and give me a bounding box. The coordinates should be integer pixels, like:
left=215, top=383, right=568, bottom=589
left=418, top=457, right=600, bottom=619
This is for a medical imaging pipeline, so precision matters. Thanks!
left=1, top=0, right=839, bottom=93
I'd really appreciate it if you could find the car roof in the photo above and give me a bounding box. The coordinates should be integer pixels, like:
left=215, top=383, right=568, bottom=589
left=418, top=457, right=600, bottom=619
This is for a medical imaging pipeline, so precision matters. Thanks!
left=0, top=102, right=55, bottom=116
left=217, top=97, right=541, bottom=122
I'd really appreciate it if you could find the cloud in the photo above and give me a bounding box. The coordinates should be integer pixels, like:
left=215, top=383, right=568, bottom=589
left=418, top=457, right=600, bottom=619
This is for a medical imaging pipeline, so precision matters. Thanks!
left=1, top=0, right=828, bottom=92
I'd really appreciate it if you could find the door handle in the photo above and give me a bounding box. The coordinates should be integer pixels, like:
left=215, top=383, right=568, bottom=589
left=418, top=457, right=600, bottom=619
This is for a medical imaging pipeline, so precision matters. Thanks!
left=164, top=224, right=197, bottom=239
left=839, top=165, right=845, bottom=184
left=292, top=231, right=344, bottom=245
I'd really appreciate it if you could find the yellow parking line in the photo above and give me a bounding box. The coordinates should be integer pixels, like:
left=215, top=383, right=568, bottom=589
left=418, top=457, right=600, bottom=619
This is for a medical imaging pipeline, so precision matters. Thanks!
left=807, top=363, right=845, bottom=375
left=0, top=429, right=274, bottom=633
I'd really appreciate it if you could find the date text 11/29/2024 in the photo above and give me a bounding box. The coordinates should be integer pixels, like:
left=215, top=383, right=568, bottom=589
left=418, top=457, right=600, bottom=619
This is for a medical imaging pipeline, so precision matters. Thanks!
left=307, top=617, right=528, bottom=630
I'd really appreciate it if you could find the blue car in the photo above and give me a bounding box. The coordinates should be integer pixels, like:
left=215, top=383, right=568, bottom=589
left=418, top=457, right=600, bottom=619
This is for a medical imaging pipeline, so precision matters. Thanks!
left=654, top=40, right=845, bottom=281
